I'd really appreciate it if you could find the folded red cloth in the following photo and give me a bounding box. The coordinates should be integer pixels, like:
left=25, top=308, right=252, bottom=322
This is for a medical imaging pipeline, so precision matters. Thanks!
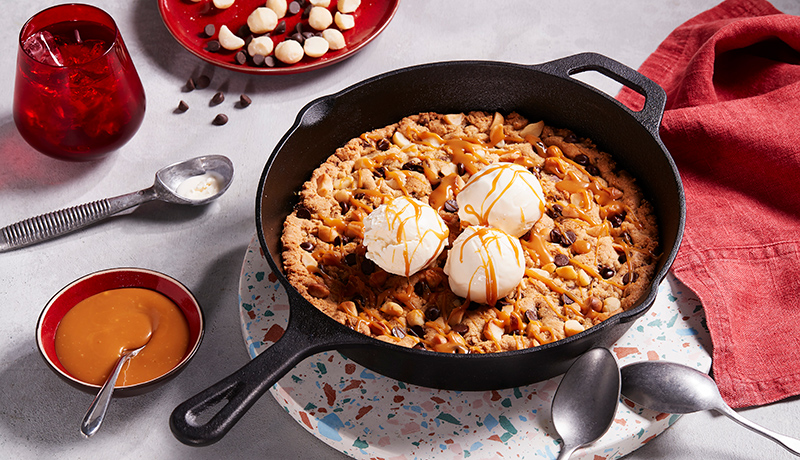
left=617, top=0, right=800, bottom=408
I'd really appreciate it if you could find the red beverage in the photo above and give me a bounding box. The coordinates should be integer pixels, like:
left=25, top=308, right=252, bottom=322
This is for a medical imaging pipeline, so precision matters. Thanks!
left=13, top=4, right=145, bottom=161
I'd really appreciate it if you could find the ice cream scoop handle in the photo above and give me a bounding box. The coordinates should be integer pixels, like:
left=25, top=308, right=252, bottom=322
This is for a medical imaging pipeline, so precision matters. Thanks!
left=717, top=404, right=800, bottom=456
left=0, top=188, right=156, bottom=252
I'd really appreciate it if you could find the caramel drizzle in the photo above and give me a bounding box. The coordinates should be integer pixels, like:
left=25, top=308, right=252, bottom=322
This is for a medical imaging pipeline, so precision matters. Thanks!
left=383, top=197, right=449, bottom=277
left=460, top=163, right=543, bottom=229
left=457, top=227, right=522, bottom=307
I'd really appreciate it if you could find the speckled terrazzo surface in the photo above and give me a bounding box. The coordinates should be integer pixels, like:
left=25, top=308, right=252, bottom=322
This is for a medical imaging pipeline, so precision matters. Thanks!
left=239, top=234, right=711, bottom=459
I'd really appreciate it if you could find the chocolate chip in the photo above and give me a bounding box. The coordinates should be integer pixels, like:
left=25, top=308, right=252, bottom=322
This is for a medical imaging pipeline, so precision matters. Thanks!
left=564, top=133, right=578, bottom=143
left=204, top=24, right=215, bottom=37
left=550, top=229, right=564, bottom=245
left=302, top=4, right=313, bottom=18
left=554, top=253, right=569, bottom=267
left=264, top=56, right=276, bottom=67
left=295, top=206, right=311, bottom=219
left=547, top=204, right=563, bottom=219
left=414, top=281, right=428, bottom=297
left=195, top=75, right=211, bottom=89
left=467, top=301, right=481, bottom=311
left=443, top=199, right=458, bottom=213
left=618, top=252, right=627, bottom=264
left=599, top=266, right=615, bottom=279
left=376, top=138, right=391, bottom=151
left=290, top=32, right=305, bottom=45
left=425, top=306, right=440, bottom=321
left=235, top=50, right=247, bottom=65
left=176, top=100, right=189, bottom=113
left=206, top=40, right=221, bottom=52
left=252, top=54, right=265, bottom=66
left=294, top=22, right=304, bottom=34
left=563, top=230, right=577, bottom=247
left=574, top=154, right=590, bottom=166
left=560, top=293, right=574, bottom=305
left=391, top=327, right=406, bottom=339
left=586, top=165, right=601, bottom=176
left=211, top=91, right=225, bottom=105
left=237, top=24, right=251, bottom=37
left=288, top=1, right=301, bottom=15
left=622, top=272, right=638, bottom=285
left=339, top=200, right=350, bottom=214
left=212, top=113, right=228, bottom=125
left=620, top=232, right=633, bottom=245
left=608, top=212, right=626, bottom=228
left=239, top=94, right=252, bottom=107
left=524, top=309, right=538, bottom=323
left=300, top=241, right=314, bottom=252
left=374, top=166, right=386, bottom=178
left=185, top=78, right=196, bottom=91
left=456, top=163, right=466, bottom=176
left=360, top=258, right=375, bottom=275
left=274, top=20, right=286, bottom=34
left=413, top=342, right=426, bottom=350
left=452, top=324, right=469, bottom=335
left=401, top=161, right=424, bottom=173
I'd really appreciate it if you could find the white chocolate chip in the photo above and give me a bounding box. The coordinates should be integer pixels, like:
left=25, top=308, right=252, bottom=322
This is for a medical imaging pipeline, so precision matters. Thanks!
left=564, top=319, right=584, bottom=337
left=337, top=0, right=360, bottom=13
left=265, top=0, right=287, bottom=18
left=213, top=0, right=235, bottom=8
left=309, top=0, right=331, bottom=6
left=303, top=36, right=329, bottom=58
left=321, top=28, right=346, bottom=50
left=334, top=12, right=355, bottom=30
left=218, top=25, right=245, bottom=50
left=308, top=6, right=333, bottom=30
left=247, top=36, right=274, bottom=56
left=247, top=7, right=278, bottom=34
left=274, top=40, right=304, bottom=64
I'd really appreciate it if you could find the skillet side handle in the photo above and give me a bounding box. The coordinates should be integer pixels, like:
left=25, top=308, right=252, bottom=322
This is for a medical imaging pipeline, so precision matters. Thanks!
left=533, top=52, right=666, bottom=137
left=169, top=320, right=341, bottom=446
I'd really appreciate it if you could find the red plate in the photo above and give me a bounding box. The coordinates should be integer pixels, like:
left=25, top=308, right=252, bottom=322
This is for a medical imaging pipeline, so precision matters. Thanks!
left=158, top=0, right=399, bottom=75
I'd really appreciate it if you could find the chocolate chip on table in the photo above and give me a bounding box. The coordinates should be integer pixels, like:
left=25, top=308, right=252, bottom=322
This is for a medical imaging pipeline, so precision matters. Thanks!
left=206, top=40, right=221, bottom=52
left=195, top=75, right=211, bottom=89
left=184, top=77, right=196, bottom=91
left=443, top=199, right=458, bottom=213
left=211, top=91, right=225, bottom=105
left=212, top=113, right=228, bottom=125
left=175, top=100, right=189, bottom=113
left=203, top=24, right=215, bottom=37
left=237, top=94, right=252, bottom=108
left=553, top=253, right=569, bottom=267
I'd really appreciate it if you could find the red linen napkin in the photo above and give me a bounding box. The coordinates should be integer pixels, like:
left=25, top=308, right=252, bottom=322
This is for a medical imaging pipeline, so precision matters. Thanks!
left=617, top=0, right=800, bottom=408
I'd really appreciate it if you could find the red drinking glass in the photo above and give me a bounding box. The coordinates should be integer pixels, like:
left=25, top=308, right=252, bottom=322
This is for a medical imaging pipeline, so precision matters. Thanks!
left=13, top=4, right=146, bottom=161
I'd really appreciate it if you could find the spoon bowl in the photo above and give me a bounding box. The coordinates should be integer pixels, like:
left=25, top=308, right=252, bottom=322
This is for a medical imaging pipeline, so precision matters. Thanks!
left=0, top=155, right=233, bottom=251
left=621, top=361, right=800, bottom=456
left=551, top=348, right=621, bottom=459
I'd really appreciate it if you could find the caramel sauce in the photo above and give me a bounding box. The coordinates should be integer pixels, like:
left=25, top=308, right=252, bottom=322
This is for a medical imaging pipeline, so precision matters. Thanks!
left=521, top=231, right=554, bottom=265
left=456, top=227, right=522, bottom=306
left=382, top=197, right=449, bottom=277
left=429, top=173, right=460, bottom=211
left=459, top=163, right=543, bottom=230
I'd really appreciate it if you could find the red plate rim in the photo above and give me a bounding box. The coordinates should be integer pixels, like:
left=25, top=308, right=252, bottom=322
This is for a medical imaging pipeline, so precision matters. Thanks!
left=157, top=0, right=400, bottom=75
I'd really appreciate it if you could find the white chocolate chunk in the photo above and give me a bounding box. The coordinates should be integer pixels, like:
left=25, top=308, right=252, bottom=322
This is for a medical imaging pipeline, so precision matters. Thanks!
left=218, top=25, right=245, bottom=50
left=308, top=6, right=333, bottom=30
left=334, top=12, right=355, bottom=30
left=247, top=7, right=278, bottom=34
left=303, top=36, right=329, bottom=58
left=337, top=0, right=360, bottom=13
left=265, top=0, right=288, bottom=18
left=248, top=36, right=274, bottom=56
left=213, top=0, right=235, bottom=8
left=275, top=40, right=304, bottom=64
left=309, top=0, right=331, bottom=6
left=322, top=28, right=345, bottom=50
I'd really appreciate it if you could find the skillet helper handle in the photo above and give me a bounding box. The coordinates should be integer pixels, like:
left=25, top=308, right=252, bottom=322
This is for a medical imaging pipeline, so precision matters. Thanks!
left=534, top=52, right=667, bottom=137
left=170, top=322, right=338, bottom=446
left=0, top=188, right=157, bottom=253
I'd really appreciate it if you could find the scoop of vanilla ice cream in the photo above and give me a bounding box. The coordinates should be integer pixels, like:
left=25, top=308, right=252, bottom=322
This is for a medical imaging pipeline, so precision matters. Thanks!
left=457, top=163, right=545, bottom=238
left=362, top=196, right=449, bottom=277
left=444, top=226, right=525, bottom=305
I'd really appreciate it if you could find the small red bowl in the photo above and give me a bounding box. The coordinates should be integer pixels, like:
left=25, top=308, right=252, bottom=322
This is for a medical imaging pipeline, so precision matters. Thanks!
left=36, top=268, right=205, bottom=396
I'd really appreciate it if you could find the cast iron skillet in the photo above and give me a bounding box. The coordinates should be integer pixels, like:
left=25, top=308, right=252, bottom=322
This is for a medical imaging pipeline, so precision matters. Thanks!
left=170, top=52, right=685, bottom=446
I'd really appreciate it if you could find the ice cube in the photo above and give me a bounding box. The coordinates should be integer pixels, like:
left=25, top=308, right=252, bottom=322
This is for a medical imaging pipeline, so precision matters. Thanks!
left=22, top=31, right=64, bottom=66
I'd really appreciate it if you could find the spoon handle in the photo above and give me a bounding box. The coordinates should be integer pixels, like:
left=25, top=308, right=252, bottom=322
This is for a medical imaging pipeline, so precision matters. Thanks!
left=0, top=188, right=156, bottom=253
left=556, top=444, right=578, bottom=460
left=80, top=352, right=133, bottom=438
left=717, top=404, right=800, bottom=456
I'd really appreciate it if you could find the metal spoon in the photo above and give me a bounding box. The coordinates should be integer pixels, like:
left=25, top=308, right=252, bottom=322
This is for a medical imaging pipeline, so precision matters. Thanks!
left=80, top=344, right=147, bottom=438
left=621, top=361, right=800, bottom=456
left=0, top=155, right=233, bottom=252
left=551, top=348, right=621, bottom=459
